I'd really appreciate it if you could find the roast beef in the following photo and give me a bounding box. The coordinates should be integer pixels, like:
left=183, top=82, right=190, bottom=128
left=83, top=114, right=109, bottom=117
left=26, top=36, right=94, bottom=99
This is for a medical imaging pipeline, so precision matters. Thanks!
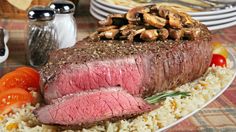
left=36, top=5, right=213, bottom=128
left=41, top=24, right=211, bottom=103
left=34, top=87, right=152, bottom=127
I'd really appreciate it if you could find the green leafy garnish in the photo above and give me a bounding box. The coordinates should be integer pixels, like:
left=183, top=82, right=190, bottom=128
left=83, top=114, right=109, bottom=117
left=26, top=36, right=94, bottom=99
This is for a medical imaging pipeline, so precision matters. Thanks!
left=145, top=91, right=190, bottom=104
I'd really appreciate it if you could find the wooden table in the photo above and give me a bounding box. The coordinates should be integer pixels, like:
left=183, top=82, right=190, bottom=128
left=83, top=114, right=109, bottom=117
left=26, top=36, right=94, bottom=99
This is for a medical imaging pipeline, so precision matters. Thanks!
left=0, top=0, right=236, bottom=131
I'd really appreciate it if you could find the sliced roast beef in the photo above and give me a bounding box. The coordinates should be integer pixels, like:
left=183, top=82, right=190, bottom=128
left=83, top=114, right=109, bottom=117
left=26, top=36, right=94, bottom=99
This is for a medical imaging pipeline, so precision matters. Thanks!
left=34, top=87, right=152, bottom=127
left=41, top=24, right=211, bottom=103
left=36, top=5, right=213, bottom=129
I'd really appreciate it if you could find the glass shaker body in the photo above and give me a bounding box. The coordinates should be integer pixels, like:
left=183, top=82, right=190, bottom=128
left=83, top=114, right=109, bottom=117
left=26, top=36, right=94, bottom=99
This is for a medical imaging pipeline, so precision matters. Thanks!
left=49, top=0, right=77, bottom=49
left=53, top=13, right=77, bottom=49
left=27, top=20, right=58, bottom=67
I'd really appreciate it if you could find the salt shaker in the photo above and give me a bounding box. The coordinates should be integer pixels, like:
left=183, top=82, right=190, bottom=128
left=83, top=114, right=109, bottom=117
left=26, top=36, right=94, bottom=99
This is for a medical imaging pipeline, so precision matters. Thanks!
left=49, top=0, right=77, bottom=49
left=27, top=7, right=58, bottom=67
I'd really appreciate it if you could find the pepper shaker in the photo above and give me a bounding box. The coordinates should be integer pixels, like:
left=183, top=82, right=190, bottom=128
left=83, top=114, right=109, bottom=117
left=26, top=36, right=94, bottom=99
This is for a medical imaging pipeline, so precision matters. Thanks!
left=27, top=7, right=58, bottom=67
left=49, top=0, right=77, bottom=49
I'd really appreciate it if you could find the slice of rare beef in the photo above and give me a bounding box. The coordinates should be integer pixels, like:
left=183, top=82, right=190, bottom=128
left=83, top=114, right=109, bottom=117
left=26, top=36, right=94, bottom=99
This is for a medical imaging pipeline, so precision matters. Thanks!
left=34, top=87, right=152, bottom=128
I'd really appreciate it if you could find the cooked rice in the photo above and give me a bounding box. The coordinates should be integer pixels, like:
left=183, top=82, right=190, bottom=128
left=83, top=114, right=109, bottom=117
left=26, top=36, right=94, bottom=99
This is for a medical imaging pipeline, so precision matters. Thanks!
left=0, top=63, right=234, bottom=132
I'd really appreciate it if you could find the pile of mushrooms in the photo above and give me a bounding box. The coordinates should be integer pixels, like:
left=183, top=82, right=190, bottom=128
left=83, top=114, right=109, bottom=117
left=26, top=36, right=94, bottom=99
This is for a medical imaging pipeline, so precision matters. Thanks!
left=90, top=5, right=201, bottom=42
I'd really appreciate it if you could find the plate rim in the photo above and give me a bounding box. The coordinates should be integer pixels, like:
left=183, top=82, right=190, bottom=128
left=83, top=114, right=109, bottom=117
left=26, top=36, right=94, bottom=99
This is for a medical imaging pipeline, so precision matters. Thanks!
left=93, top=0, right=236, bottom=22
left=208, top=20, right=236, bottom=30
left=90, top=7, right=105, bottom=20
left=95, top=0, right=131, bottom=10
left=192, top=11, right=236, bottom=21
left=202, top=15, right=236, bottom=26
left=157, top=50, right=236, bottom=132
left=95, top=0, right=236, bottom=16
left=91, top=2, right=110, bottom=17
left=92, top=0, right=127, bottom=14
left=188, top=7, right=236, bottom=16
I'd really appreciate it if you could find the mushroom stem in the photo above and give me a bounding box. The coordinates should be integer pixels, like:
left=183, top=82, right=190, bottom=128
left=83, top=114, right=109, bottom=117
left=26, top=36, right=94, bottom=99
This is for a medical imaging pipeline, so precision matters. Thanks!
left=97, top=25, right=118, bottom=32
left=157, top=28, right=169, bottom=40
left=183, top=28, right=200, bottom=40
left=128, top=28, right=145, bottom=42
left=104, top=29, right=119, bottom=40
left=169, top=28, right=184, bottom=40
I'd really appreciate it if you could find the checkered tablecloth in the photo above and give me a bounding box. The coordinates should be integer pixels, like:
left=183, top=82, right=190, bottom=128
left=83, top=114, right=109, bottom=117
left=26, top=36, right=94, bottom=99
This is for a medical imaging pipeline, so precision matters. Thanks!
left=0, top=0, right=236, bottom=131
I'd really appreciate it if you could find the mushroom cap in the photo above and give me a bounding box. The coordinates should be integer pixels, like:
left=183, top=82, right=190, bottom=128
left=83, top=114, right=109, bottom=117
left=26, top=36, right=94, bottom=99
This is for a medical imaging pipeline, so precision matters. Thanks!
left=91, top=4, right=201, bottom=42
left=126, top=6, right=150, bottom=22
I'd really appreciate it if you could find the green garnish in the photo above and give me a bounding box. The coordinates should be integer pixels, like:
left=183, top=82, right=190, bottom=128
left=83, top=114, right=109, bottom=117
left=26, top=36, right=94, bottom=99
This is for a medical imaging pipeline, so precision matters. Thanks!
left=145, top=91, right=191, bottom=104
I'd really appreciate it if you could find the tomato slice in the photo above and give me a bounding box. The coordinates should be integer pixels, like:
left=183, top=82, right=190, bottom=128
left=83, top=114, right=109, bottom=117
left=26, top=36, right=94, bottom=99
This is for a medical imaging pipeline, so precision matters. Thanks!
left=16, top=67, right=39, bottom=78
left=0, top=88, right=34, bottom=114
left=16, top=67, right=40, bottom=90
left=0, top=71, right=36, bottom=92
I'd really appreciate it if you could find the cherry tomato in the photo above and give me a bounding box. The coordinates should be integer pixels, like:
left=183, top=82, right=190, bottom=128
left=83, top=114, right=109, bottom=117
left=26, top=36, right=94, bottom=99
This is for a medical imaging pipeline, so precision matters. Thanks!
left=210, top=54, right=227, bottom=67
left=0, top=88, right=35, bottom=114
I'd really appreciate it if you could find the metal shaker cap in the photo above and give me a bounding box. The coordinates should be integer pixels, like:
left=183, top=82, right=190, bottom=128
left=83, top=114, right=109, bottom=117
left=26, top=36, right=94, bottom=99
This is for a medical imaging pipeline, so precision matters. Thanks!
left=49, top=0, right=75, bottom=14
left=28, top=6, right=55, bottom=21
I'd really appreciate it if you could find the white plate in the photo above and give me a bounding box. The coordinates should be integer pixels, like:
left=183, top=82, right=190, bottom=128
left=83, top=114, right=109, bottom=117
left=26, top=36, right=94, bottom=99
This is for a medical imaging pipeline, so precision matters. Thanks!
left=91, top=2, right=110, bottom=17
left=95, top=0, right=236, bottom=16
left=92, top=0, right=127, bottom=14
left=208, top=20, right=236, bottom=30
left=95, top=0, right=130, bottom=11
left=92, top=0, right=236, bottom=23
left=158, top=50, right=236, bottom=132
left=90, top=7, right=106, bottom=20
left=202, top=15, right=236, bottom=26
left=188, top=6, right=236, bottom=16
left=192, top=11, right=236, bottom=21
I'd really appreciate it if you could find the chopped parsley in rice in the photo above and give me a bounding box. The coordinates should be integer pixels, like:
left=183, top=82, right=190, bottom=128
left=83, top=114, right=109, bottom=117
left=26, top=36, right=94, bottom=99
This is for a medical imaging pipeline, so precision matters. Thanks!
left=0, top=64, right=234, bottom=132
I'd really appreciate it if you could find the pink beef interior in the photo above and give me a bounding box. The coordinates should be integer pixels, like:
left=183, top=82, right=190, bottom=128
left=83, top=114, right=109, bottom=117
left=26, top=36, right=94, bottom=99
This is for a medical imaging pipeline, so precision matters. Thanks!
left=44, top=56, right=145, bottom=103
left=35, top=88, right=151, bottom=126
